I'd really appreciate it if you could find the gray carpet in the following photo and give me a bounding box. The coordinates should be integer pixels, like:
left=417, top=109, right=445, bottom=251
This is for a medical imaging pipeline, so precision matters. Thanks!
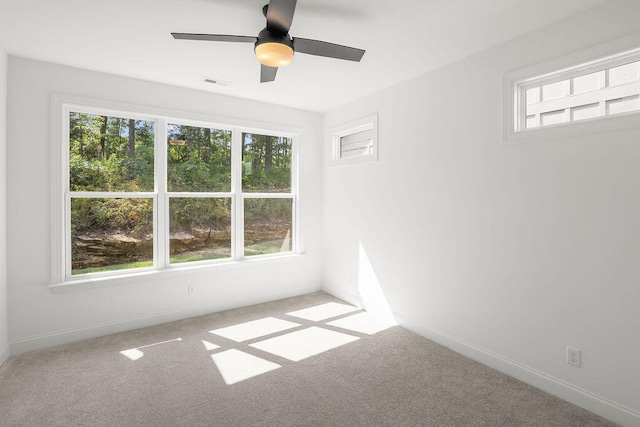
left=0, top=292, right=617, bottom=426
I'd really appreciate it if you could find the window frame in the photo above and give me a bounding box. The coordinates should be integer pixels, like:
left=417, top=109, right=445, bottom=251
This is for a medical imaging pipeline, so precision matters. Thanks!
left=329, top=114, right=378, bottom=166
left=504, top=35, right=640, bottom=144
left=51, top=95, right=299, bottom=288
left=238, top=128, right=297, bottom=260
left=163, top=116, right=235, bottom=267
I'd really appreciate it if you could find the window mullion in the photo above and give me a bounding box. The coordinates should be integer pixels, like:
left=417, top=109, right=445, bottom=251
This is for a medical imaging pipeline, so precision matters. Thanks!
left=232, top=128, right=244, bottom=259
left=64, top=193, right=72, bottom=279
left=156, top=118, right=168, bottom=269
left=291, top=134, right=299, bottom=254
left=59, top=105, right=70, bottom=281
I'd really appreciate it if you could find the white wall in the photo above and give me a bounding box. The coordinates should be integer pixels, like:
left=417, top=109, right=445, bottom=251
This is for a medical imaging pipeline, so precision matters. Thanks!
left=6, top=57, right=323, bottom=354
left=322, top=1, right=640, bottom=425
left=0, top=46, right=8, bottom=366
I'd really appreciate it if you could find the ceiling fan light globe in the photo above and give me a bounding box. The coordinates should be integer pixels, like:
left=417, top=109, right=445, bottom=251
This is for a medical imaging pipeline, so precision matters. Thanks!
left=255, top=42, right=294, bottom=67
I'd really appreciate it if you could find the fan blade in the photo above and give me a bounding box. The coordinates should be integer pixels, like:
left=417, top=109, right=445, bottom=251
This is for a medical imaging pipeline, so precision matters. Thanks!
left=171, top=33, right=257, bottom=43
left=261, top=65, right=278, bottom=83
left=293, top=37, right=365, bottom=62
left=266, top=0, right=297, bottom=36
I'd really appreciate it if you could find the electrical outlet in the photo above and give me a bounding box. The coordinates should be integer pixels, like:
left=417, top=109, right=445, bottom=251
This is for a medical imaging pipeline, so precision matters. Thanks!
left=188, top=284, right=196, bottom=296
left=567, top=346, right=581, bottom=367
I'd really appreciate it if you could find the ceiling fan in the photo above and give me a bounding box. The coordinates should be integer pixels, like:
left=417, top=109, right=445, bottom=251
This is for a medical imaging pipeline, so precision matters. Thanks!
left=171, top=0, right=366, bottom=83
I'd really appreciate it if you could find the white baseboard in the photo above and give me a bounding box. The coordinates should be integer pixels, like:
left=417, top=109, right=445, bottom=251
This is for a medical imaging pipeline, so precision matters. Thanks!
left=10, top=286, right=321, bottom=356
left=0, top=342, right=9, bottom=367
left=9, top=305, right=219, bottom=355
left=322, top=285, right=640, bottom=427
left=322, top=285, right=363, bottom=308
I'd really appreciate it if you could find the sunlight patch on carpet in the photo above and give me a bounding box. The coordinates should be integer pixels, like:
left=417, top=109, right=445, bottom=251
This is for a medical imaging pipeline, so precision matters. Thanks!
left=211, top=349, right=281, bottom=385
left=286, top=302, right=359, bottom=321
left=210, top=317, right=300, bottom=342
left=120, top=338, right=183, bottom=361
left=202, top=340, right=220, bottom=351
left=250, top=326, right=359, bottom=361
left=327, top=311, right=396, bottom=335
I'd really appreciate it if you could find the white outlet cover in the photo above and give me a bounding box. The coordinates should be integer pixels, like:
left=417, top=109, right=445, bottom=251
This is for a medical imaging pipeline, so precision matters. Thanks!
left=567, top=346, right=581, bottom=367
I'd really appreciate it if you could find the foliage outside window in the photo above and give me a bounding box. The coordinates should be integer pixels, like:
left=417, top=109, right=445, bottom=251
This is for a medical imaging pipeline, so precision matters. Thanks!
left=65, top=107, right=296, bottom=279
left=166, top=123, right=233, bottom=265
left=242, top=133, right=293, bottom=256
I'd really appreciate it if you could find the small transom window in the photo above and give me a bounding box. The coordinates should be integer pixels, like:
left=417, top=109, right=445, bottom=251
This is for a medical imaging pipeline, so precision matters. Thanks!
left=509, top=47, right=640, bottom=134
left=330, top=114, right=378, bottom=165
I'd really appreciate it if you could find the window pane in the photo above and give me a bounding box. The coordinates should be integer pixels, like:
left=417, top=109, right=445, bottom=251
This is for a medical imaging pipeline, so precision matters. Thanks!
left=244, top=198, right=292, bottom=256
left=71, top=198, right=153, bottom=275
left=242, top=133, right=292, bottom=193
left=340, top=129, right=374, bottom=159
left=542, top=80, right=567, bottom=101
left=571, top=103, right=600, bottom=121
left=525, top=115, right=539, bottom=129
left=608, top=61, right=640, bottom=86
left=525, top=87, right=540, bottom=105
left=540, top=109, right=567, bottom=126
left=606, top=95, right=640, bottom=115
left=69, top=112, right=155, bottom=192
left=167, top=124, right=231, bottom=192
left=169, top=197, right=232, bottom=263
left=572, top=71, right=601, bottom=95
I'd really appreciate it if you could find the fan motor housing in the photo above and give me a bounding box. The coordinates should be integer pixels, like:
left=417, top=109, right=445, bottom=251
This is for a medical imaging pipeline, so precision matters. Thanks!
left=255, top=29, right=294, bottom=51
left=254, top=29, right=295, bottom=67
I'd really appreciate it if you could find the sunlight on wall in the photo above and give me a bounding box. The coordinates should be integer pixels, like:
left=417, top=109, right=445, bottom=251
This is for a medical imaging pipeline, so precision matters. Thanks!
left=358, top=242, right=396, bottom=323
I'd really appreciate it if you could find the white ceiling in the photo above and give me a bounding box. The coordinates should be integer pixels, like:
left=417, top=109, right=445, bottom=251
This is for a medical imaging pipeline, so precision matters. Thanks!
left=0, top=0, right=608, bottom=112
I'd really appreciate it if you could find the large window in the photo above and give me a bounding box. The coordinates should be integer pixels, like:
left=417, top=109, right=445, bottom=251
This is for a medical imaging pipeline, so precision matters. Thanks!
left=62, top=105, right=296, bottom=280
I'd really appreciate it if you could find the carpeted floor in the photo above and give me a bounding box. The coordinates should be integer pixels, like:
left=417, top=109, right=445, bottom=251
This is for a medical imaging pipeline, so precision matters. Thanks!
left=0, top=292, right=617, bottom=426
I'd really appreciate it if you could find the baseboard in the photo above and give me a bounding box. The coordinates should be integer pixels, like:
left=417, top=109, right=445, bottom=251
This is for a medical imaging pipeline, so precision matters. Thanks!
left=9, top=307, right=215, bottom=355
left=322, top=285, right=640, bottom=427
left=322, top=285, right=363, bottom=308
left=0, top=342, right=9, bottom=367
left=10, top=286, right=321, bottom=356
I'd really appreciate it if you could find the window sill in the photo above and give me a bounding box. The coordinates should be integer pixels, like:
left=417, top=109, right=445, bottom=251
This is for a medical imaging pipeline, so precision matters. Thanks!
left=49, top=253, right=304, bottom=294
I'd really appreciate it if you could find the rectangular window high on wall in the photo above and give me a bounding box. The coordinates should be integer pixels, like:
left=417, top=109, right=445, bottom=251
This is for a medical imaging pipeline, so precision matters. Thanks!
left=330, top=114, right=378, bottom=165
left=505, top=45, right=640, bottom=141
left=59, top=101, right=298, bottom=283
